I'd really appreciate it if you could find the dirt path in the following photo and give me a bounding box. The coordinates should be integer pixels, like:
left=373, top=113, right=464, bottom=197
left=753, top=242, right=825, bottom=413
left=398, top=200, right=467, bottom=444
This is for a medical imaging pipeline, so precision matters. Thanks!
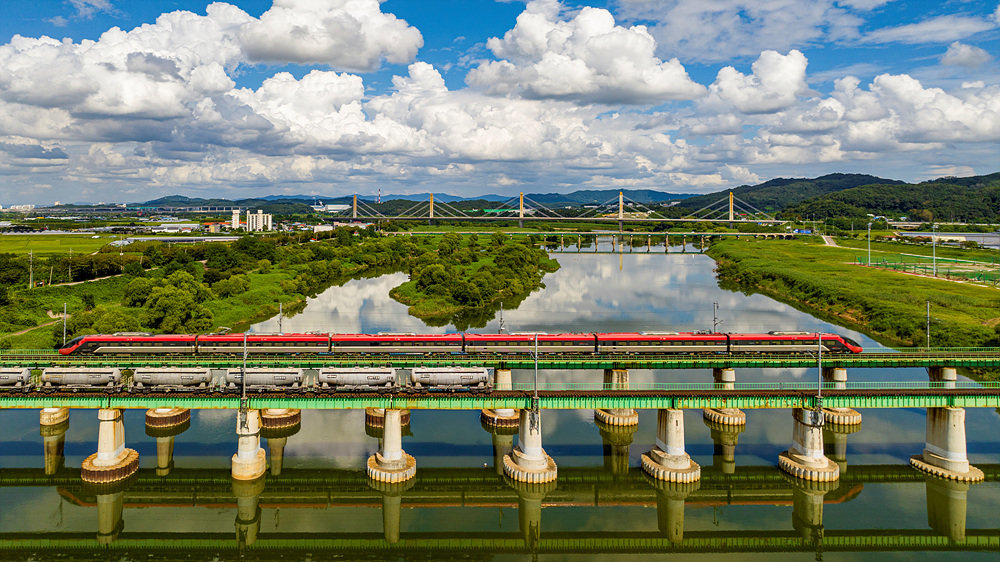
left=821, top=235, right=838, bottom=247
left=7, top=318, right=61, bottom=337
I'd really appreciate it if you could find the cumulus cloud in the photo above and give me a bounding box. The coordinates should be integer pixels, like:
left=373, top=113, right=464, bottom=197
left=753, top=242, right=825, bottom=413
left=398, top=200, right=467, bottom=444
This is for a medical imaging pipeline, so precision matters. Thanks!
left=69, top=0, right=114, bottom=19
left=704, top=50, right=809, bottom=114
left=941, top=41, right=992, bottom=68
left=239, top=0, right=423, bottom=71
left=862, top=15, right=996, bottom=44
left=466, top=1, right=705, bottom=104
left=614, top=0, right=866, bottom=62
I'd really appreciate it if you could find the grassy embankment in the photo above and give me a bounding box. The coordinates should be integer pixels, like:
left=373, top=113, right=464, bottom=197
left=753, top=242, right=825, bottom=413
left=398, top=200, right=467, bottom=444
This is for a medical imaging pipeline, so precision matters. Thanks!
left=707, top=237, right=1000, bottom=351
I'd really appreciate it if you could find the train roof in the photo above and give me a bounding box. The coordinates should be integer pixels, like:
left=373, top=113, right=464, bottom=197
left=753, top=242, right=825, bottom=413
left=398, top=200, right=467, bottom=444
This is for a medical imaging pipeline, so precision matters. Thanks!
left=198, top=333, right=329, bottom=342
left=596, top=332, right=726, bottom=340
left=331, top=333, right=463, bottom=342
left=464, top=333, right=596, bottom=341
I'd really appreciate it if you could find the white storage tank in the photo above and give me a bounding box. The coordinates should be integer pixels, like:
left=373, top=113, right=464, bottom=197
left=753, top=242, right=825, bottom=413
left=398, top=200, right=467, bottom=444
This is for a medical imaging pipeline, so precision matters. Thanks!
left=318, top=367, right=397, bottom=391
left=410, top=367, right=491, bottom=390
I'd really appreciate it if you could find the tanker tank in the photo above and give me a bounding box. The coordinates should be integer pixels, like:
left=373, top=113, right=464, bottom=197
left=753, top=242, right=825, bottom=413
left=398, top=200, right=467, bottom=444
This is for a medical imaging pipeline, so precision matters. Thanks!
left=0, top=368, right=31, bottom=388
left=225, top=368, right=305, bottom=391
left=132, top=367, right=212, bottom=390
left=410, top=367, right=491, bottom=391
left=41, top=367, right=122, bottom=390
left=318, top=367, right=397, bottom=391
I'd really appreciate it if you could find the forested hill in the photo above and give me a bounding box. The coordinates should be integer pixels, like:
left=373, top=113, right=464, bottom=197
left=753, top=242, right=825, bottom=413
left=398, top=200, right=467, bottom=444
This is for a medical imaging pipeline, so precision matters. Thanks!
left=781, top=172, right=1000, bottom=222
left=675, top=173, right=901, bottom=212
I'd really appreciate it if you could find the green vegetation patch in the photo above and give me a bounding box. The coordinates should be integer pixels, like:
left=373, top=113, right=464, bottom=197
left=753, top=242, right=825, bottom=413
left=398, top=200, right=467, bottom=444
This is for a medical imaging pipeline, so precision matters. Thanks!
left=708, top=238, right=1000, bottom=349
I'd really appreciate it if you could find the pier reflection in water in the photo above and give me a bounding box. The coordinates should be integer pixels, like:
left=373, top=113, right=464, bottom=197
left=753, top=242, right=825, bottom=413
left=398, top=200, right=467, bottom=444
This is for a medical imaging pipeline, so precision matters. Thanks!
left=1, top=449, right=996, bottom=557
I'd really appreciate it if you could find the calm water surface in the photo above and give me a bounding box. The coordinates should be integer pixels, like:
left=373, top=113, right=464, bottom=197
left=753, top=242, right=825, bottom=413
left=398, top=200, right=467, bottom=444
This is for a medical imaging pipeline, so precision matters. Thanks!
left=2, top=244, right=998, bottom=560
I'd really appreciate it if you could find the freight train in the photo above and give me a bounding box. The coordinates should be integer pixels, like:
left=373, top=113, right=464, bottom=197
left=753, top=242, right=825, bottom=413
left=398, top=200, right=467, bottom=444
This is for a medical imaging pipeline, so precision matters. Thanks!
left=58, top=331, right=863, bottom=356
left=1, top=366, right=491, bottom=394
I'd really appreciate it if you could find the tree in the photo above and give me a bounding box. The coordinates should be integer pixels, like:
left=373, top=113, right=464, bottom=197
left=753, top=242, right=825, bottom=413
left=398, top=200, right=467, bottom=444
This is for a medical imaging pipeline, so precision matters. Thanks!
left=123, top=277, right=155, bottom=307
left=213, top=274, right=250, bottom=297
left=438, top=233, right=461, bottom=256
left=144, top=285, right=213, bottom=333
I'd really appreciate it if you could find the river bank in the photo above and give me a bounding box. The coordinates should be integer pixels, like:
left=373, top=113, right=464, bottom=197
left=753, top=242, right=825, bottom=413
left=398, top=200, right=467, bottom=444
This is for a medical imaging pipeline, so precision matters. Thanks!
left=707, top=237, right=1000, bottom=350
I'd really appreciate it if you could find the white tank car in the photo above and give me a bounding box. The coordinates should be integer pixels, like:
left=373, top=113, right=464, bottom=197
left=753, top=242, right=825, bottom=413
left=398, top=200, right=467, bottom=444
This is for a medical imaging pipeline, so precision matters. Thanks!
left=225, top=368, right=304, bottom=390
left=41, top=367, right=122, bottom=389
left=132, top=367, right=212, bottom=390
left=318, top=367, right=397, bottom=391
left=410, top=367, right=491, bottom=391
left=0, top=368, right=30, bottom=387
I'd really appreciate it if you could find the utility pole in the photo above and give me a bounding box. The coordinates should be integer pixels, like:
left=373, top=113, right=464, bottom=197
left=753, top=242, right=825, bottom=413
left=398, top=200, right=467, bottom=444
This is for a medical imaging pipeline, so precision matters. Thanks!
left=28, top=250, right=33, bottom=289
left=68, top=248, right=72, bottom=282
left=816, top=333, right=823, bottom=408
left=926, top=301, right=931, bottom=349
left=867, top=222, right=872, bottom=266
left=932, top=224, right=938, bottom=277
left=712, top=302, right=724, bottom=333
left=278, top=302, right=283, bottom=333
left=62, top=302, right=67, bottom=346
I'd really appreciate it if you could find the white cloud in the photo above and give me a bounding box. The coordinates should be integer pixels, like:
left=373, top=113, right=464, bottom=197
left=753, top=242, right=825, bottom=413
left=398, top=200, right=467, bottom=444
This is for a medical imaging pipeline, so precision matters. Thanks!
left=239, top=0, right=423, bottom=71
left=862, top=15, right=996, bottom=44
left=704, top=50, right=810, bottom=114
left=466, top=1, right=705, bottom=104
left=69, top=0, right=113, bottom=19
left=941, top=41, right=992, bottom=68
left=613, top=0, right=866, bottom=62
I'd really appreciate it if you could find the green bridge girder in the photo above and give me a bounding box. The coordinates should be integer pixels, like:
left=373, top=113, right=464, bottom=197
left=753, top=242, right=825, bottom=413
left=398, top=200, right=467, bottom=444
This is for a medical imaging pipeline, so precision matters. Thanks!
left=0, top=531, right=996, bottom=554
left=2, top=389, right=998, bottom=409
left=4, top=350, right=1000, bottom=369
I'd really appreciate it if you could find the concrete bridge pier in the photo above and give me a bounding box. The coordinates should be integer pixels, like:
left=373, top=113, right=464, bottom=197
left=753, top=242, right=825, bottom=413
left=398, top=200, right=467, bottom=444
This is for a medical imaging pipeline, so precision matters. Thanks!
left=821, top=367, right=862, bottom=425
left=704, top=417, right=744, bottom=475
left=366, top=407, right=411, bottom=428
left=594, top=368, right=638, bottom=426
left=95, top=488, right=126, bottom=545
left=641, top=409, right=700, bottom=483
left=790, top=479, right=838, bottom=546
left=41, top=418, right=69, bottom=475
left=778, top=409, right=839, bottom=482
left=910, top=366, right=983, bottom=482
left=262, top=417, right=301, bottom=477
left=651, top=480, right=699, bottom=543
left=703, top=368, right=746, bottom=426
left=367, top=409, right=417, bottom=483
left=145, top=409, right=191, bottom=477
left=232, top=476, right=265, bottom=548
left=482, top=369, right=519, bottom=427
left=261, top=408, right=301, bottom=429
left=597, top=419, right=638, bottom=476
left=40, top=407, right=69, bottom=426
left=81, top=409, right=139, bottom=484
left=925, top=475, right=971, bottom=542
left=503, top=408, right=558, bottom=483
left=232, top=409, right=267, bottom=481
left=510, top=479, right=557, bottom=551
left=911, top=407, right=984, bottom=482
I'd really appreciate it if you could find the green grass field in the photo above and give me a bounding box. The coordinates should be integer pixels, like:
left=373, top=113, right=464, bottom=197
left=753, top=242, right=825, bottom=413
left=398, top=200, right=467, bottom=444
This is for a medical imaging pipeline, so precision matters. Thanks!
left=0, top=234, right=113, bottom=256
left=708, top=237, right=1000, bottom=348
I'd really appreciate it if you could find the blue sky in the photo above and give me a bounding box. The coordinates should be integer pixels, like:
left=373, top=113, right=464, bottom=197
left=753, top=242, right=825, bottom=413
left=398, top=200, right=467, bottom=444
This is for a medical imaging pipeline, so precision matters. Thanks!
left=0, top=0, right=998, bottom=204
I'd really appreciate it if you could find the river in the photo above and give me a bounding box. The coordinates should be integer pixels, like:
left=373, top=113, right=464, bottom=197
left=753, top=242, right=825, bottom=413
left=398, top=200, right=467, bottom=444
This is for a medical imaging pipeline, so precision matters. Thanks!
left=1, top=243, right=998, bottom=560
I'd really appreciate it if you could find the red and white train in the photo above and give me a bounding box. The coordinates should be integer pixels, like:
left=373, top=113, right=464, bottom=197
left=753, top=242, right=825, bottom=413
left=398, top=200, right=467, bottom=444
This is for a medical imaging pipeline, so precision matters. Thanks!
left=59, top=331, right=863, bottom=355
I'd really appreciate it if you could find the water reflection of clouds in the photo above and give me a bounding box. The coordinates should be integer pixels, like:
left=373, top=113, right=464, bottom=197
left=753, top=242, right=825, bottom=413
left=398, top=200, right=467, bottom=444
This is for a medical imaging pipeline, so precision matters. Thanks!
left=252, top=273, right=447, bottom=334
left=250, top=253, right=873, bottom=351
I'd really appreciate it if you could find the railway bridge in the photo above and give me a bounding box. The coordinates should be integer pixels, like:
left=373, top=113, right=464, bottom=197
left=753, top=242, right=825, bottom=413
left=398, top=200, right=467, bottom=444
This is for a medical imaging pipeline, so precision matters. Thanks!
left=2, top=349, right=999, bottom=493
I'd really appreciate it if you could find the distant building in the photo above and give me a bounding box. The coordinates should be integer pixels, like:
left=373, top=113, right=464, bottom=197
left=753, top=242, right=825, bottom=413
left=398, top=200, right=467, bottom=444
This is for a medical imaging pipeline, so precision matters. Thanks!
left=246, top=210, right=273, bottom=232
left=151, top=223, right=201, bottom=233
left=311, top=203, right=351, bottom=212
left=231, top=210, right=241, bottom=230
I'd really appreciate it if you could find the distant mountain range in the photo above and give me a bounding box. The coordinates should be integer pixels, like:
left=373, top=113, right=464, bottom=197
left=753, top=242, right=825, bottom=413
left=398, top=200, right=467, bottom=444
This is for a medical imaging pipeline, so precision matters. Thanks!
left=72, top=171, right=1000, bottom=221
left=781, top=172, right=1000, bottom=222
left=138, top=188, right=696, bottom=209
